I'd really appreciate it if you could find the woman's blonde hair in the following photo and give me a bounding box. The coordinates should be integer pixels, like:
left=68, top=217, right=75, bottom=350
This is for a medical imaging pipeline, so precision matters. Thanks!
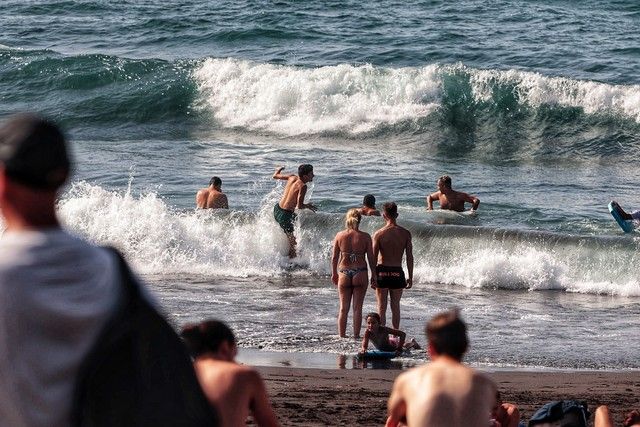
left=345, top=208, right=361, bottom=230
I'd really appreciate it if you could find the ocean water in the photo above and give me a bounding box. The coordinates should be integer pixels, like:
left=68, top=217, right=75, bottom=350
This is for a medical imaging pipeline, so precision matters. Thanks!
left=1, top=0, right=640, bottom=370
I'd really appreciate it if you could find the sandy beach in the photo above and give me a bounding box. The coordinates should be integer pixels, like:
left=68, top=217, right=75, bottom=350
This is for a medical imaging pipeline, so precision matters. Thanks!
left=257, top=366, right=640, bottom=426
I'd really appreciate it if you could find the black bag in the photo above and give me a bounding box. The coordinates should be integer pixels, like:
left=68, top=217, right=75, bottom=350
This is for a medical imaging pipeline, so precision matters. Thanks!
left=72, top=248, right=219, bottom=427
left=528, top=400, right=590, bottom=427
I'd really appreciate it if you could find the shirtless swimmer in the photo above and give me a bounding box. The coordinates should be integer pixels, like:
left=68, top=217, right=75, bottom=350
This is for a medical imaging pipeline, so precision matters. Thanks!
left=272, top=164, right=317, bottom=258
left=427, top=175, right=479, bottom=212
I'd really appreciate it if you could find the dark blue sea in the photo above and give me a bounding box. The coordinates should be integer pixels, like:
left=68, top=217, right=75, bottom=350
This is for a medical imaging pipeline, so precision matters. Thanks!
left=1, top=0, right=640, bottom=370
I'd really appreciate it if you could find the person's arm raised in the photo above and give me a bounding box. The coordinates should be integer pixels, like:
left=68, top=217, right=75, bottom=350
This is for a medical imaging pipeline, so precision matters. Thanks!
left=272, top=166, right=291, bottom=180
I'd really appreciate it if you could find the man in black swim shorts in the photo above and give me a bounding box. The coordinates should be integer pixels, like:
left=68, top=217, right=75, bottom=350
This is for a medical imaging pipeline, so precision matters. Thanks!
left=372, top=202, right=413, bottom=329
left=376, top=265, right=406, bottom=289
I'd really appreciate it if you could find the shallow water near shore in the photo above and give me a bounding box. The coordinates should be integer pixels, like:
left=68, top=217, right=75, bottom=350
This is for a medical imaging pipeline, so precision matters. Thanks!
left=148, top=273, right=640, bottom=371
left=2, top=0, right=640, bottom=371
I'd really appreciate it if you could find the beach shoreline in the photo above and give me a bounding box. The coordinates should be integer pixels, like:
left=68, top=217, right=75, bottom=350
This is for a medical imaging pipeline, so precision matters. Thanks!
left=257, top=366, right=640, bottom=426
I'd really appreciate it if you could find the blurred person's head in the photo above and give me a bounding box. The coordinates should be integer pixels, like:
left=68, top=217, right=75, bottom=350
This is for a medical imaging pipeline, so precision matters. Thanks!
left=0, top=113, right=71, bottom=229
left=181, top=320, right=237, bottom=362
left=425, top=308, right=468, bottom=361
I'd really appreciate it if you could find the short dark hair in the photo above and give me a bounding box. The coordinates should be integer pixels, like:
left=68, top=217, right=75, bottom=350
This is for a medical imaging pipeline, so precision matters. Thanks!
left=363, top=194, right=376, bottom=208
left=0, top=113, right=70, bottom=190
left=383, top=202, right=398, bottom=219
left=425, top=308, right=468, bottom=361
left=298, top=164, right=313, bottom=177
left=180, top=320, right=236, bottom=357
left=438, top=175, right=452, bottom=188
left=209, top=176, right=222, bottom=187
left=366, top=312, right=381, bottom=323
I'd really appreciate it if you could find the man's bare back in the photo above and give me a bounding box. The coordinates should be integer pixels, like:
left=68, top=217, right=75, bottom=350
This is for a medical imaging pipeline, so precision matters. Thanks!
left=278, top=175, right=307, bottom=211
left=374, top=225, right=412, bottom=268
left=387, top=310, right=496, bottom=427
left=196, top=188, right=228, bottom=209
left=387, top=358, right=496, bottom=427
left=194, top=359, right=279, bottom=427
left=196, top=177, right=228, bottom=209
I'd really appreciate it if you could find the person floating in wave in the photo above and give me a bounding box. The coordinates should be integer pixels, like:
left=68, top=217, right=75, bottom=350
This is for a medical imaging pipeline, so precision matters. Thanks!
left=360, top=312, right=420, bottom=356
left=359, top=194, right=381, bottom=216
left=373, top=202, right=413, bottom=329
left=426, top=175, right=479, bottom=212
left=196, top=176, right=228, bottom=209
left=272, top=164, right=317, bottom=258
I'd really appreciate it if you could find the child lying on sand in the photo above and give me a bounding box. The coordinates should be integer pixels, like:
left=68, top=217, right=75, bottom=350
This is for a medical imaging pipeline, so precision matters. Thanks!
left=360, top=312, right=420, bottom=355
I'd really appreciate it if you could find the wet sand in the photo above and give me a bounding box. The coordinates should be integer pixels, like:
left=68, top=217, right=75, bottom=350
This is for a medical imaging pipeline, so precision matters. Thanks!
left=257, top=367, right=640, bottom=426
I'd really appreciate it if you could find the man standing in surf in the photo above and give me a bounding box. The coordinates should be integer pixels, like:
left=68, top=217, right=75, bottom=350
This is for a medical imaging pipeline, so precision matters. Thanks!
left=272, top=164, right=317, bottom=258
left=427, top=175, right=480, bottom=212
left=196, top=176, right=228, bottom=209
left=373, top=202, right=413, bottom=329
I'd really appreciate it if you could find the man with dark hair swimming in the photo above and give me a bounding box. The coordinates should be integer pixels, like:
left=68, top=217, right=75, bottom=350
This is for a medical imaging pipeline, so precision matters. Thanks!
left=427, top=175, right=479, bottom=212
left=272, top=164, right=317, bottom=258
left=360, top=194, right=381, bottom=216
left=196, top=176, right=228, bottom=209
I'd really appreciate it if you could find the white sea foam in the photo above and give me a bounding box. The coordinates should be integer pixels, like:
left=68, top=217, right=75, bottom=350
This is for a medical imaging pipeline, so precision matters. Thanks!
left=193, top=58, right=640, bottom=136
left=193, top=58, right=441, bottom=135
left=48, top=181, right=640, bottom=296
left=58, top=181, right=294, bottom=276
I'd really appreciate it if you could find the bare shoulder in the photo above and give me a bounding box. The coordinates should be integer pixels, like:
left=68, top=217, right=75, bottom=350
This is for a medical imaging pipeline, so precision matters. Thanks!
left=472, top=369, right=496, bottom=388
left=235, top=365, right=264, bottom=387
left=397, top=225, right=412, bottom=239
left=398, top=364, right=429, bottom=384
left=358, top=230, right=372, bottom=240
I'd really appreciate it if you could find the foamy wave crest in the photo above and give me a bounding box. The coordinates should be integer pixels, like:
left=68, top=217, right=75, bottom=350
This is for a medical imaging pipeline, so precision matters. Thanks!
left=193, top=58, right=441, bottom=135
left=418, top=247, right=565, bottom=291
left=57, top=181, right=310, bottom=276
left=412, top=224, right=640, bottom=296
left=52, top=184, right=640, bottom=296
left=193, top=58, right=640, bottom=136
left=464, top=64, right=640, bottom=122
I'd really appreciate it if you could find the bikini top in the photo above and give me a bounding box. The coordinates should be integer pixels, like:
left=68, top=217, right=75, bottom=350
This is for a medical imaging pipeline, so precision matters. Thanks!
left=340, top=251, right=364, bottom=263
left=340, top=231, right=365, bottom=263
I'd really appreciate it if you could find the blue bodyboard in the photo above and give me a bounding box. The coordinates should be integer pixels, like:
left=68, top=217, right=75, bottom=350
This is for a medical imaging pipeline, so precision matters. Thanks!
left=609, top=202, right=634, bottom=233
left=357, top=350, right=397, bottom=359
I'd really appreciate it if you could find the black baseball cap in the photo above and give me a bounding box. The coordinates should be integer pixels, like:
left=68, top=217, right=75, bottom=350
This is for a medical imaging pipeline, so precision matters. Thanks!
left=0, top=113, right=70, bottom=190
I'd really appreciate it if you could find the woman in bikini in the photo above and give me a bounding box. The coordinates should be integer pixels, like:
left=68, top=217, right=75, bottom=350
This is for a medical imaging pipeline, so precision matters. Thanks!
left=331, top=208, right=377, bottom=338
